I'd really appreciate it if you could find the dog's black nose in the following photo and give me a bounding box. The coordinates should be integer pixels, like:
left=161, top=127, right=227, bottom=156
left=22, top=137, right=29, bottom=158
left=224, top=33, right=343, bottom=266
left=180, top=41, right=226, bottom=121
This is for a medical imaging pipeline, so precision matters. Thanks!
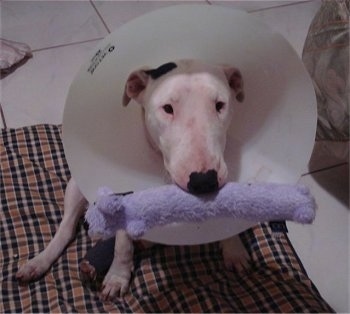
left=187, top=170, right=219, bottom=194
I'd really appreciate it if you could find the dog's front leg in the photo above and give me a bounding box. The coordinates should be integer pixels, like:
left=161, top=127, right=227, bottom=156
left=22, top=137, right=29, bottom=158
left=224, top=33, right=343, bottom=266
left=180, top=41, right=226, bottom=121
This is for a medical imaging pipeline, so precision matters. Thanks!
left=100, top=230, right=134, bottom=301
left=16, top=178, right=87, bottom=283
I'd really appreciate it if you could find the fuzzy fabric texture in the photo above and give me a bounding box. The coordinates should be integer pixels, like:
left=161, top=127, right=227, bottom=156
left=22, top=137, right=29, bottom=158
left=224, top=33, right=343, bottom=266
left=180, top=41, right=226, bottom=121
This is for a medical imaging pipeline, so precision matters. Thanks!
left=85, top=182, right=316, bottom=239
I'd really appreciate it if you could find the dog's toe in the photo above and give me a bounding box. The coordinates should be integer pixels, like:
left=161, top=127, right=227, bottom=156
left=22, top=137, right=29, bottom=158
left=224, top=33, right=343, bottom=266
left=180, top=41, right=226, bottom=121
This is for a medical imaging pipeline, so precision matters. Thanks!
left=100, top=274, right=130, bottom=301
left=220, top=236, right=251, bottom=273
left=223, top=250, right=250, bottom=272
left=16, top=256, right=50, bottom=284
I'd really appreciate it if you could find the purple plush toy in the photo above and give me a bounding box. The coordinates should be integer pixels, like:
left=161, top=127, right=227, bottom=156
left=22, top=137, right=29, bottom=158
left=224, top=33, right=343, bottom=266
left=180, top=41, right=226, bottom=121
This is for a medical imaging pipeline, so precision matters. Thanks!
left=80, top=181, right=316, bottom=285
left=85, top=182, right=316, bottom=240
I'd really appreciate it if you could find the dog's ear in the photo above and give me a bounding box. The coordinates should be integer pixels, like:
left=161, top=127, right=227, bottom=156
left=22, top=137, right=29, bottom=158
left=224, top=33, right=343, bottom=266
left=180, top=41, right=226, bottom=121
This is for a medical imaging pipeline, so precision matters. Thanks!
left=123, top=69, right=150, bottom=106
left=223, top=67, right=244, bottom=103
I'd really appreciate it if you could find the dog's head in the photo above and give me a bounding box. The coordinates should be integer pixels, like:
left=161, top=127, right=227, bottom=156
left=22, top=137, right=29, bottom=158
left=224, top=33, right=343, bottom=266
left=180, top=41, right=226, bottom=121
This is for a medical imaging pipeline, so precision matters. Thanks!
left=123, top=59, right=244, bottom=194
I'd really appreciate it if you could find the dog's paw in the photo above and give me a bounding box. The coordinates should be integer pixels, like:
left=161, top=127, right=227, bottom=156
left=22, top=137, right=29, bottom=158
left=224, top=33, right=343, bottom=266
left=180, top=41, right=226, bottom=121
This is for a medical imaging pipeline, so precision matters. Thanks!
left=100, top=273, right=130, bottom=301
left=100, top=265, right=132, bottom=301
left=220, top=236, right=250, bottom=272
left=16, top=254, right=50, bottom=284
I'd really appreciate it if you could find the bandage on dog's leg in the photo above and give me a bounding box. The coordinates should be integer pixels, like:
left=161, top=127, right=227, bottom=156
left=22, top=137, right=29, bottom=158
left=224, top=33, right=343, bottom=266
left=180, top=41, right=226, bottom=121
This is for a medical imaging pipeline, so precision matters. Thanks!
left=79, top=237, right=115, bottom=287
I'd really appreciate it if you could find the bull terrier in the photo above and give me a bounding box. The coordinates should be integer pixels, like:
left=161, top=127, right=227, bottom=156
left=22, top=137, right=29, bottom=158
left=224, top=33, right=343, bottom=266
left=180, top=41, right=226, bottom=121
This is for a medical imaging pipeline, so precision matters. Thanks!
left=17, top=59, right=249, bottom=301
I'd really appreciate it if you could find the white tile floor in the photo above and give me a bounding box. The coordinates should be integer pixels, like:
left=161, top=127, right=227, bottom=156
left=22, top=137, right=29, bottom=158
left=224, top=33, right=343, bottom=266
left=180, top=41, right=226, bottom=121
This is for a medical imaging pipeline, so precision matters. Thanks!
left=1, top=1, right=348, bottom=312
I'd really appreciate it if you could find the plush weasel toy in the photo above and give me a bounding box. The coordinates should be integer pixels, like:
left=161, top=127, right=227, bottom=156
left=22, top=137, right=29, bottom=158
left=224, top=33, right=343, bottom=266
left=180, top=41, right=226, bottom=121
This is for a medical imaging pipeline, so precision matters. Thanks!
left=80, top=182, right=316, bottom=284
left=85, top=182, right=316, bottom=239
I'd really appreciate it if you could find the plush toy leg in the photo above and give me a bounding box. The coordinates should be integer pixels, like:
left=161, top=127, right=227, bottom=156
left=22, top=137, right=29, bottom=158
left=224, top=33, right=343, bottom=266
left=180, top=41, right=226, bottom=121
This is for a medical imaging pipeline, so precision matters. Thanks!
left=80, top=237, right=152, bottom=290
left=79, top=237, right=116, bottom=288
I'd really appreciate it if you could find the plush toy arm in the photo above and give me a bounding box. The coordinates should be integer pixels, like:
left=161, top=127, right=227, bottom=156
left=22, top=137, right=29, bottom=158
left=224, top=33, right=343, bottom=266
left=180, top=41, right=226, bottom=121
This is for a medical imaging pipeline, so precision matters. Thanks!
left=85, top=182, right=316, bottom=239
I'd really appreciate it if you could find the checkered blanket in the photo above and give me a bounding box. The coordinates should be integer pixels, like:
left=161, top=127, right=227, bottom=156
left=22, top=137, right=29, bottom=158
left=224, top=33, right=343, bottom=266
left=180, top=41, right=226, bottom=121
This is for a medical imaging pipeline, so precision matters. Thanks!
left=0, top=125, right=333, bottom=313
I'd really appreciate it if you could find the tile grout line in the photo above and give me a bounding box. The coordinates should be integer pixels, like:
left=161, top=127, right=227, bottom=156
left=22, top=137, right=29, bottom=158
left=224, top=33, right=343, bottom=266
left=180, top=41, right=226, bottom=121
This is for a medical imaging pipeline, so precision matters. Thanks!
left=89, top=0, right=111, bottom=34
left=302, top=162, right=349, bottom=177
left=247, top=0, right=313, bottom=13
left=31, top=38, right=104, bottom=53
left=0, top=102, right=7, bottom=129
left=207, top=0, right=313, bottom=12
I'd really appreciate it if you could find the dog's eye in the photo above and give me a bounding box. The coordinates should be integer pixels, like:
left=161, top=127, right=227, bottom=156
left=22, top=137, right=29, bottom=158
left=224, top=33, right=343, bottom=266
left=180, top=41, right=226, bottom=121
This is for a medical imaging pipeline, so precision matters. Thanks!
left=162, top=104, right=174, bottom=115
left=215, top=101, right=225, bottom=113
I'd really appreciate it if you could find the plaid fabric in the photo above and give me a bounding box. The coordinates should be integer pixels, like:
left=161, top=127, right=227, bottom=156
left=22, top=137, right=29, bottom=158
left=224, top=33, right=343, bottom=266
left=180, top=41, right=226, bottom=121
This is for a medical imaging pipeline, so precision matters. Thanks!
left=1, top=124, right=334, bottom=313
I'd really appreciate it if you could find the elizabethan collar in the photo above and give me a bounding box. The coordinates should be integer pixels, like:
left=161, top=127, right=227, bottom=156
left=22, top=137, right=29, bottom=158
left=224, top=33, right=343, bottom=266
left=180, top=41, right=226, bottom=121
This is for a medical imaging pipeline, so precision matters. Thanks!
left=63, top=5, right=316, bottom=245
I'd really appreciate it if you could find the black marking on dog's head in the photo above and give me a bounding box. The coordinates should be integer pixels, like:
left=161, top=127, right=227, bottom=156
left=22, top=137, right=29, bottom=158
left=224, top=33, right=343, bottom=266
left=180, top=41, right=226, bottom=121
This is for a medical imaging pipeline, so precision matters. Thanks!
left=144, top=62, right=177, bottom=80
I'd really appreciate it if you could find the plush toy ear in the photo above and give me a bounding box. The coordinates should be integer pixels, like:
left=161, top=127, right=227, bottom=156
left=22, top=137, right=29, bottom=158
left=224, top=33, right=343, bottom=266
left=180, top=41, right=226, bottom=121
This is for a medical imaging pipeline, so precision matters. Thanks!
left=223, top=67, right=245, bottom=103
left=122, top=69, right=150, bottom=106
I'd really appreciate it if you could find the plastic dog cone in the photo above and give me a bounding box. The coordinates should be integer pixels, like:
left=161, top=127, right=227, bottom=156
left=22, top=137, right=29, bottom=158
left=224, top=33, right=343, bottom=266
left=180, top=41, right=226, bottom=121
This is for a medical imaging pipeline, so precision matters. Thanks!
left=63, top=4, right=317, bottom=245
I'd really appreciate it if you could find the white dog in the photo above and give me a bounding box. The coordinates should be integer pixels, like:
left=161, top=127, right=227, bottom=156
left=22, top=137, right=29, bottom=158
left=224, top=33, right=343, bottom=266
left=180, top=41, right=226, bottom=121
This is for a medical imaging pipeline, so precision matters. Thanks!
left=17, top=59, right=249, bottom=301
